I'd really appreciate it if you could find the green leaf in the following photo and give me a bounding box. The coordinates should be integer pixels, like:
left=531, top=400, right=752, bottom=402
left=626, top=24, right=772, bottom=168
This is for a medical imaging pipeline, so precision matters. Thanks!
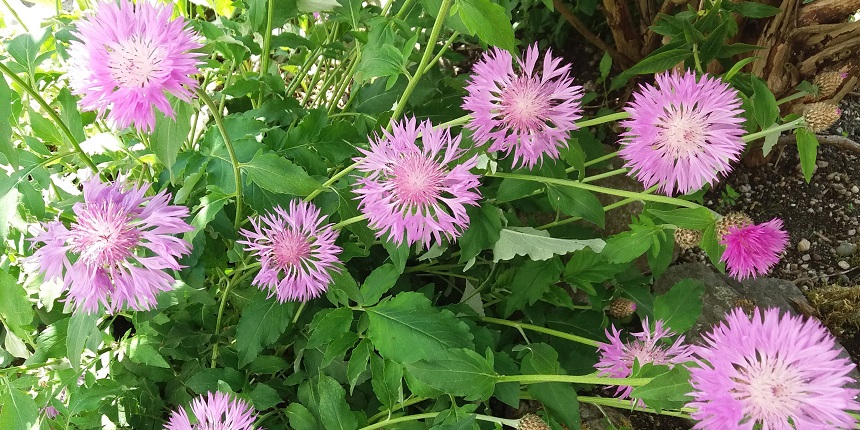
left=519, top=344, right=581, bottom=428
left=601, top=224, right=664, bottom=264
left=502, top=258, right=563, bottom=317
left=647, top=229, right=675, bottom=279
left=317, top=375, right=358, bottom=430
left=730, top=1, right=781, bottom=18
left=124, top=336, right=170, bottom=368
left=250, top=383, right=283, bottom=410
left=371, top=354, right=403, bottom=409
left=185, top=367, right=244, bottom=393
left=458, top=204, right=503, bottom=263
left=653, top=279, right=704, bottom=333
left=5, top=29, right=50, bottom=76
left=698, top=19, right=730, bottom=66
left=0, top=76, right=15, bottom=167
left=699, top=224, right=726, bottom=271
left=564, top=248, right=628, bottom=295
left=287, top=403, right=320, bottom=430
left=0, top=269, right=32, bottom=338
left=751, top=75, right=778, bottom=130
left=724, top=56, right=758, bottom=80
left=797, top=128, right=819, bottom=183
left=493, top=227, right=605, bottom=262
left=356, top=44, right=406, bottom=83
left=366, top=292, right=474, bottom=363
left=67, top=312, right=98, bottom=370
left=244, top=151, right=321, bottom=196
left=495, top=178, right=543, bottom=203
left=360, top=263, right=400, bottom=306
left=29, top=107, right=64, bottom=145
left=152, top=100, right=193, bottom=178
left=382, top=240, right=409, bottom=273
left=547, top=185, right=605, bottom=228
left=647, top=207, right=714, bottom=230
left=0, top=383, right=38, bottom=429
left=457, top=0, right=516, bottom=52
left=185, top=188, right=231, bottom=246
left=598, top=52, right=612, bottom=81
left=405, top=348, right=498, bottom=401
left=631, top=366, right=693, bottom=410
left=611, top=49, right=692, bottom=90
left=236, top=294, right=295, bottom=367
left=57, top=88, right=86, bottom=147
left=307, top=307, right=354, bottom=349
left=347, top=339, right=372, bottom=393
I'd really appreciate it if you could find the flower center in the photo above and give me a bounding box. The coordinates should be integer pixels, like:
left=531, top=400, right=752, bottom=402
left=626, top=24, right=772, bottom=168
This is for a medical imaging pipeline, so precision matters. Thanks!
left=656, top=104, right=707, bottom=159
left=271, top=229, right=312, bottom=269
left=391, top=152, right=446, bottom=210
left=732, top=353, right=804, bottom=420
left=628, top=341, right=670, bottom=366
left=498, top=76, right=553, bottom=133
left=68, top=201, right=140, bottom=268
left=107, top=36, right=169, bottom=89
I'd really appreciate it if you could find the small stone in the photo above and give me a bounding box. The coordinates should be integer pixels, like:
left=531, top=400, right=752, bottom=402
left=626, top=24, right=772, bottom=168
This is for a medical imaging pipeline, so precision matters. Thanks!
left=850, top=229, right=857, bottom=236
left=838, top=260, right=851, bottom=270
left=854, top=186, right=860, bottom=193
left=836, top=242, right=857, bottom=257
left=813, top=253, right=823, bottom=261
left=834, top=183, right=846, bottom=191
left=797, top=238, right=811, bottom=252
left=802, top=254, right=811, bottom=262
left=817, top=160, right=830, bottom=168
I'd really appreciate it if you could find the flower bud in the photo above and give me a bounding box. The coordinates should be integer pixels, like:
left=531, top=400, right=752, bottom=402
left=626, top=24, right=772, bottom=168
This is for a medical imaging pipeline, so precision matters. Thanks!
left=674, top=228, right=702, bottom=249
left=518, top=414, right=551, bottom=430
left=803, top=102, right=841, bottom=133
left=813, top=71, right=845, bottom=100
left=716, top=212, right=753, bottom=240
left=608, top=297, right=638, bottom=319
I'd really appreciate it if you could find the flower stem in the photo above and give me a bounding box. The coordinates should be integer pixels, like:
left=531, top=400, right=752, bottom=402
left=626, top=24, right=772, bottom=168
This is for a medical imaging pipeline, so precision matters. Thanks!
left=775, top=91, right=807, bottom=106
left=368, top=396, right=429, bottom=423
left=486, top=172, right=700, bottom=209
left=742, top=118, right=804, bottom=142
left=196, top=88, right=244, bottom=231
left=389, top=0, right=454, bottom=123
left=0, top=62, right=98, bottom=172
left=582, top=150, right=620, bottom=168
left=576, top=111, right=630, bottom=128
left=581, top=167, right=628, bottom=183
left=577, top=395, right=694, bottom=419
left=359, top=412, right=518, bottom=430
left=257, top=0, right=276, bottom=107
left=210, top=279, right=235, bottom=368
left=496, top=373, right=651, bottom=387
left=537, top=185, right=659, bottom=230
left=420, top=31, right=460, bottom=76
left=305, top=161, right=359, bottom=202
left=478, top=316, right=601, bottom=347
left=332, top=214, right=367, bottom=230
left=437, top=114, right=471, bottom=129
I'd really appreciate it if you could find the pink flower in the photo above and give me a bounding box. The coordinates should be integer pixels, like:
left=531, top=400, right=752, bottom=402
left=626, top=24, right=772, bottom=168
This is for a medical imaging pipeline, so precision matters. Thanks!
left=165, top=392, right=259, bottom=430
left=595, top=318, right=693, bottom=401
left=67, top=0, right=203, bottom=132
left=619, top=71, right=745, bottom=195
left=688, top=307, right=860, bottom=429
left=353, top=117, right=481, bottom=248
left=463, top=43, right=584, bottom=168
left=720, top=218, right=788, bottom=280
left=238, top=200, right=342, bottom=302
left=29, top=177, right=192, bottom=314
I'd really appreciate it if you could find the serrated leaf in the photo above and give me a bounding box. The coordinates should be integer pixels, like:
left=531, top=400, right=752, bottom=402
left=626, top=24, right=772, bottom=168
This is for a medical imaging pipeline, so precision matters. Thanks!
left=371, top=354, right=403, bottom=409
left=458, top=204, right=503, bottom=263
left=647, top=208, right=714, bottom=230
left=366, top=292, right=474, bottom=364
left=0, top=383, right=38, bottom=430
left=307, top=307, right=354, bottom=349
left=359, top=263, right=400, bottom=306
left=185, top=189, right=230, bottom=245
left=347, top=339, right=372, bottom=393
left=457, top=0, right=516, bottom=52
left=547, top=185, right=605, bottom=228
left=654, top=279, right=704, bottom=333
left=495, top=178, right=542, bottom=203
left=492, top=227, right=605, bottom=262
left=67, top=312, right=98, bottom=369
left=152, top=100, right=193, bottom=178
left=601, top=224, right=664, bottom=263
left=631, top=366, right=693, bottom=411
left=244, top=151, right=321, bottom=196
left=0, top=269, right=32, bottom=339
left=250, top=383, right=282, bottom=410
left=564, top=248, right=627, bottom=295
left=125, top=336, right=170, bottom=368
left=317, top=375, right=358, bottom=430
left=502, top=258, right=563, bottom=317
left=405, top=348, right=498, bottom=401
left=519, top=343, right=581, bottom=428
left=235, top=294, right=295, bottom=367
left=287, top=403, right=320, bottom=430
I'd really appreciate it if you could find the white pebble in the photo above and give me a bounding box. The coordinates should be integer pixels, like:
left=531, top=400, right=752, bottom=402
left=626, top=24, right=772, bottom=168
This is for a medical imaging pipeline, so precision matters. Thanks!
left=838, top=260, right=851, bottom=270
left=797, top=239, right=811, bottom=252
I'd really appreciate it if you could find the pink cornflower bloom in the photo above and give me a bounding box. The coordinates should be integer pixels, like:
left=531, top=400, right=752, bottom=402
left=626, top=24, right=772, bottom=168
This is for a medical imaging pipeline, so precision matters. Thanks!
left=688, top=307, right=859, bottom=429
left=353, top=117, right=481, bottom=248
left=619, top=71, right=745, bottom=195
left=238, top=200, right=342, bottom=302
left=29, top=177, right=192, bottom=314
left=595, top=318, right=693, bottom=402
left=67, top=0, right=203, bottom=132
left=719, top=218, right=789, bottom=280
left=165, top=392, right=259, bottom=430
left=462, top=43, right=584, bottom=169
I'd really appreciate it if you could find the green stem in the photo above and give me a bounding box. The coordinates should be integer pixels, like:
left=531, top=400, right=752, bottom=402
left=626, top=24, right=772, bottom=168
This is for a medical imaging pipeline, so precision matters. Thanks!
left=577, top=395, right=694, bottom=419
left=328, top=49, right=360, bottom=115
left=581, top=167, right=627, bottom=183
left=497, top=373, right=651, bottom=387
left=359, top=413, right=518, bottom=430
left=389, top=0, right=454, bottom=122
left=305, top=161, right=359, bottom=202
left=1, top=0, right=29, bottom=32
left=292, top=301, right=307, bottom=324
left=368, top=397, right=429, bottom=423
left=211, top=279, right=236, bottom=368
left=437, top=114, right=471, bottom=129
left=487, top=172, right=700, bottom=209
left=743, top=118, right=805, bottom=142
left=582, top=150, right=619, bottom=168
left=776, top=91, right=807, bottom=106
left=419, top=31, right=460, bottom=76
left=0, top=62, right=98, bottom=172
left=537, top=185, right=659, bottom=230
left=257, top=0, right=276, bottom=106
left=479, top=316, right=601, bottom=347
left=576, top=111, right=630, bottom=128
left=333, top=214, right=367, bottom=230
left=196, top=88, right=244, bottom=230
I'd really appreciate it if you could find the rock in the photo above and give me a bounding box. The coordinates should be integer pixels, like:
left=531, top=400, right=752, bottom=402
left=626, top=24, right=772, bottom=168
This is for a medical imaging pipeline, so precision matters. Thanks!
left=853, top=186, right=860, bottom=193
left=850, top=229, right=857, bottom=236
left=836, top=243, right=857, bottom=257
left=802, top=254, right=811, bottom=262
left=839, top=261, right=851, bottom=270
left=797, top=238, right=811, bottom=252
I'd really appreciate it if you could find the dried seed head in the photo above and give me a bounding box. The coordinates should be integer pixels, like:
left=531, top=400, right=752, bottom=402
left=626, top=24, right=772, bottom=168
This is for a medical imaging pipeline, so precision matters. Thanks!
left=608, top=297, right=638, bottom=319
left=674, top=228, right=702, bottom=249
left=716, top=212, right=753, bottom=239
left=803, top=102, right=841, bottom=133
left=814, top=71, right=845, bottom=100
left=518, top=414, right=551, bottom=430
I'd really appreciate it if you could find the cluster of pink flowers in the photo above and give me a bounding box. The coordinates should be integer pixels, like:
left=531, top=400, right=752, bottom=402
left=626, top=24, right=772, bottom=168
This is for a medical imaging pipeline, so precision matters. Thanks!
left=596, top=308, right=860, bottom=428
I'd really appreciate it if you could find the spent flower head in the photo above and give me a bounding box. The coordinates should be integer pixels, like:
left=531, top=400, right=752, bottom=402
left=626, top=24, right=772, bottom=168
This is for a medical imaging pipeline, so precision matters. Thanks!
left=688, top=307, right=860, bottom=429
left=29, top=177, right=192, bottom=314
left=719, top=218, right=789, bottom=280
left=353, top=117, right=481, bottom=248
left=165, top=392, right=259, bottom=430
left=619, top=70, right=745, bottom=195
left=239, top=200, right=342, bottom=303
left=595, top=318, right=693, bottom=401
left=67, top=0, right=203, bottom=132
left=463, top=43, right=583, bottom=168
